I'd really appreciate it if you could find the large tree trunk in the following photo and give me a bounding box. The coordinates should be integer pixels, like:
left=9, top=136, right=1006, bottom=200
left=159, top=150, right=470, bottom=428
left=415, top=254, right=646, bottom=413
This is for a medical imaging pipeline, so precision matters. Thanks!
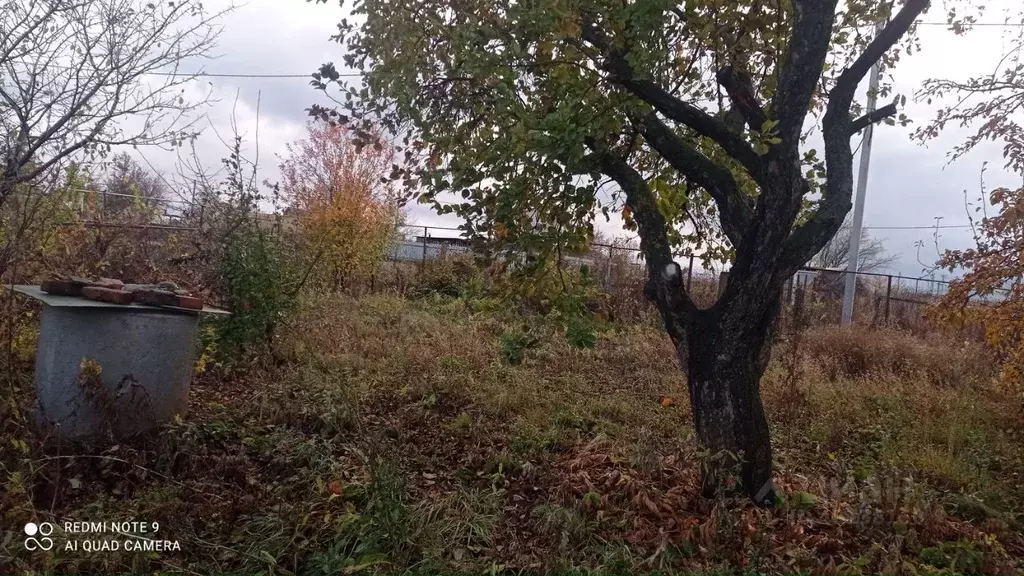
left=674, top=287, right=783, bottom=506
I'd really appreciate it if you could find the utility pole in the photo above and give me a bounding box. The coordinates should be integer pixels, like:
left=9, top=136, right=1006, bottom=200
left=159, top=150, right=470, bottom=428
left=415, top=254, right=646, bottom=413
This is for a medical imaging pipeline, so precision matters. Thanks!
left=841, top=22, right=884, bottom=326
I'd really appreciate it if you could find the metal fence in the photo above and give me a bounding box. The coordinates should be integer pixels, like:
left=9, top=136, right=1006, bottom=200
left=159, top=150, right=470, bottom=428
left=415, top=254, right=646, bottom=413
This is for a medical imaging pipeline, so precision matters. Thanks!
left=389, top=225, right=474, bottom=264
left=385, top=224, right=995, bottom=327
left=388, top=224, right=599, bottom=268
left=52, top=187, right=201, bottom=231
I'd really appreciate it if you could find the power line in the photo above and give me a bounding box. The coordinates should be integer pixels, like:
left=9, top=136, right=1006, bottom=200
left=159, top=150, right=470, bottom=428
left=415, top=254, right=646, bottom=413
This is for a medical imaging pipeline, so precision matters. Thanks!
left=6, top=59, right=360, bottom=79
left=57, top=221, right=197, bottom=231
left=17, top=186, right=195, bottom=206
left=863, top=224, right=973, bottom=230
left=917, top=21, right=1024, bottom=27
left=9, top=20, right=1020, bottom=82
left=153, top=71, right=318, bottom=78
left=120, top=22, right=1024, bottom=80
left=148, top=71, right=360, bottom=79
left=60, top=187, right=194, bottom=205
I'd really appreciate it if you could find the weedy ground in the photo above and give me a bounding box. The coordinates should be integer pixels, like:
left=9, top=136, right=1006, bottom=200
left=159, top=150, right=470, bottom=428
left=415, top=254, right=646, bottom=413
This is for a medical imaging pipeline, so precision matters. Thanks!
left=1, top=292, right=1022, bottom=575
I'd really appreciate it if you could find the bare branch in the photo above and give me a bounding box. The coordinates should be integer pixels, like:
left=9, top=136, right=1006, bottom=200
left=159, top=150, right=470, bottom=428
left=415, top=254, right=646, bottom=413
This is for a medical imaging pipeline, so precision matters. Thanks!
left=0, top=0, right=228, bottom=206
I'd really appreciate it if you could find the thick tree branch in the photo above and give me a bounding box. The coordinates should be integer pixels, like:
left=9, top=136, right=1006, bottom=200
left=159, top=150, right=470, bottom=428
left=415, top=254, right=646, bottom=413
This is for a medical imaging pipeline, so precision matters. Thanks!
left=773, top=0, right=841, bottom=146
left=631, top=112, right=752, bottom=247
left=850, top=101, right=898, bottom=134
left=716, top=66, right=768, bottom=132
left=838, top=1, right=928, bottom=103
left=590, top=142, right=697, bottom=329
left=579, top=22, right=766, bottom=185
left=783, top=0, right=930, bottom=270
left=825, top=0, right=928, bottom=131
left=618, top=77, right=766, bottom=182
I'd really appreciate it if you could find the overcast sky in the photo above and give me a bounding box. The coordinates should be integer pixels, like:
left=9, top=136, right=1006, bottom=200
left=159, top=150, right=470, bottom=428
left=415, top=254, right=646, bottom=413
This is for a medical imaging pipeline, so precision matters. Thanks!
left=130, top=0, right=1024, bottom=278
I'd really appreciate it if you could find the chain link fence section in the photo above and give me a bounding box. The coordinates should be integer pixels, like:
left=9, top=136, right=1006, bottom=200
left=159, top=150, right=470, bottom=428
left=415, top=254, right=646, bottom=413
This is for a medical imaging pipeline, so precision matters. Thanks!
left=385, top=224, right=1004, bottom=328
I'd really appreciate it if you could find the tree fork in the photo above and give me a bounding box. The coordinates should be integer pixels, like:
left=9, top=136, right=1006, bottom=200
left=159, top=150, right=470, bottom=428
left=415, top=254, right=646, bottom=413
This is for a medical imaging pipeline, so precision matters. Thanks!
left=659, top=262, right=784, bottom=505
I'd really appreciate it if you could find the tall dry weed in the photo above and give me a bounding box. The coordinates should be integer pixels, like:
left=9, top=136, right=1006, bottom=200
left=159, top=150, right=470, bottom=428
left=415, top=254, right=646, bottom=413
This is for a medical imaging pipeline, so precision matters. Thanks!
left=802, top=325, right=996, bottom=387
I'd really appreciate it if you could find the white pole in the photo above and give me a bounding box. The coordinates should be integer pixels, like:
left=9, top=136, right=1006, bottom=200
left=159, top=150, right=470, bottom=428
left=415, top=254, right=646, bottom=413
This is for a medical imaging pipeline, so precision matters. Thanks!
left=841, top=24, right=884, bottom=326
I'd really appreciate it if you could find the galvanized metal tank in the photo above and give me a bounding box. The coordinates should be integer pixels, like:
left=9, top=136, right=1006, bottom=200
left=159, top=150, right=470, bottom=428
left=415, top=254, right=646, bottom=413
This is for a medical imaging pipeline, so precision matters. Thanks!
left=13, top=286, right=227, bottom=439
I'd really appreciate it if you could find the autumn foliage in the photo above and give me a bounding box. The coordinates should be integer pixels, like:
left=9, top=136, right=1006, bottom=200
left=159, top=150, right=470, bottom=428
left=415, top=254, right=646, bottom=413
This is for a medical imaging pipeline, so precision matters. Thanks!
left=934, top=186, right=1024, bottom=394
left=280, top=122, right=400, bottom=290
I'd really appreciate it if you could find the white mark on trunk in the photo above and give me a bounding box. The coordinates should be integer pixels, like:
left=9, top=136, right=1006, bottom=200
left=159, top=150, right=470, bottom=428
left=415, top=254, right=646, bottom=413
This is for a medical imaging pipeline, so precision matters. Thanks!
left=662, top=263, right=680, bottom=281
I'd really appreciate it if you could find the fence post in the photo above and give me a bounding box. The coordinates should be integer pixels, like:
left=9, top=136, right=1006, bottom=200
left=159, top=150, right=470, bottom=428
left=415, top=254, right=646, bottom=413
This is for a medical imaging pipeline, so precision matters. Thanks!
left=794, top=276, right=806, bottom=324
left=422, top=225, right=428, bottom=270
left=687, top=254, right=694, bottom=291
left=717, top=271, right=729, bottom=298
left=786, top=275, right=794, bottom=305
left=604, top=245, right=613, bottom=290
left=884, top=275, right=892, bottom=323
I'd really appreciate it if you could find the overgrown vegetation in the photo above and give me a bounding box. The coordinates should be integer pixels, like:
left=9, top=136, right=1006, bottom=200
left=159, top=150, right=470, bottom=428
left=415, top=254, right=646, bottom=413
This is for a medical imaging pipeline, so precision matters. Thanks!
left=213, top=221, right=301, bottom=362
left=1, top=0, right=1024, bottom=574
left=279, top=122, right=402, bottom=292
left=933, top=185, right=1024, bottom=404
left=2, top=289, right=1022, bottom=573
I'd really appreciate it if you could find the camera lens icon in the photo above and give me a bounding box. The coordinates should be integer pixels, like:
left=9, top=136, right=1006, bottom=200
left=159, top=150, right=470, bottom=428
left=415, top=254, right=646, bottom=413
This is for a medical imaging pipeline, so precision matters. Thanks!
left=25, top=522, right=53, bottom=535
left=24, top=522, right=54, bottom=550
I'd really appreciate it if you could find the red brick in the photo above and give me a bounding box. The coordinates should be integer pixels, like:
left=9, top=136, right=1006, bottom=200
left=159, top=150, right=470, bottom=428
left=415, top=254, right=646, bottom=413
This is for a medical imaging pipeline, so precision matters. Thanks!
left=97, top=277, right=125, bottom=288
left=81, top=286, right=134, bottom=305
left=41, top=280, right=83, bottom=297
left=176, top=295, right=203, bottom=310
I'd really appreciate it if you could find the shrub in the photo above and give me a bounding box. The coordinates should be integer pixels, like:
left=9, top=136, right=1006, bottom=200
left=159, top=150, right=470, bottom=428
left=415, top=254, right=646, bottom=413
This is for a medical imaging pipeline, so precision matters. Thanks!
left=918, top=540, right=986, bottom=573
left=409, top=255, right=481, bottom=298
left=2, top=163, right=196, bottom=287
left=933, top=185, right=1024, bottom=400
left=280, top=122, right=401, bottom=292
left=499, top=328, right=539, bottom=365
left=512, top=262, right=606, bottom=349
left=564, top=316, right=597, bottom=349
left=211, top=222, right=300, bottom=362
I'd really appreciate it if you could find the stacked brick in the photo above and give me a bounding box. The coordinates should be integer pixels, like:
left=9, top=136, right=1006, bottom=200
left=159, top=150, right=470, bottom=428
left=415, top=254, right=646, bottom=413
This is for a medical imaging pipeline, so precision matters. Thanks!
left=40, top=277, right=203, bottom=310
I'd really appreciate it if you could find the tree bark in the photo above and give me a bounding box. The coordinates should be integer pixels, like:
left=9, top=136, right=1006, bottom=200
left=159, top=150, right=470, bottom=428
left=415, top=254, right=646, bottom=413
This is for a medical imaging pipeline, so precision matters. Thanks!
left=672, top=284, right=783, bottom=506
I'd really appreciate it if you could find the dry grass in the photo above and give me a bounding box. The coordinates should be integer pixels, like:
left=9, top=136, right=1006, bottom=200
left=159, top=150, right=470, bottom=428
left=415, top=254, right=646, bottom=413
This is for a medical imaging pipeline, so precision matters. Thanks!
left=1, top=293, right=1022, bottom=575
left=801, top=324, right=996, bottom=387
